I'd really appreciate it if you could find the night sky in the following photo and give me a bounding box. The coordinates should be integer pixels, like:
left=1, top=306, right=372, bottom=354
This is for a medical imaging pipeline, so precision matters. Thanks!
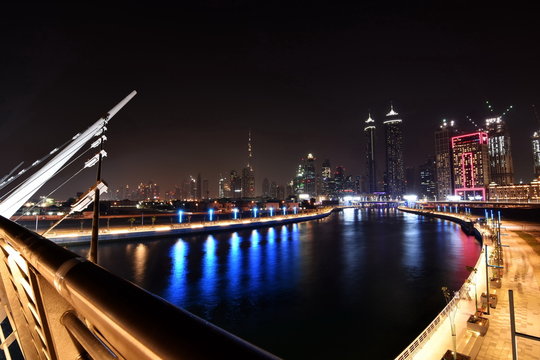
left=1, top=2, right=539, bottom=199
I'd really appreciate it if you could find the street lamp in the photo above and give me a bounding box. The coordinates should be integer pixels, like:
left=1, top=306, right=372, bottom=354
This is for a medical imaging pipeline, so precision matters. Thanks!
left=178, top=210, right=184, bottom=223
left=293, top=206, right=298, bottom=215
left=252, top=207, right=258, bottom=218
left=232, top=208, right=239, bottom=220
left=282, top=206, right=287, bottom=215
left=208, top=209, right=214, bottom=222
left=269, top=207, right=274, bottom=217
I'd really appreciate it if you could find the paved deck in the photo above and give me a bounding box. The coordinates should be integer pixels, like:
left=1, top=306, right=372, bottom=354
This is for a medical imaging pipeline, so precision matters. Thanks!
left=397, top=208, right=540, bottom=360
left=475, top=220, right=540, bottom=360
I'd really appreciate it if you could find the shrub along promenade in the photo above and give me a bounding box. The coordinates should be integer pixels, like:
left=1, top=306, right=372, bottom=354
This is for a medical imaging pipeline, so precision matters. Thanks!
left=47, top=207, right=334, bottom=245
left=396, top=207, right=540, bottom=360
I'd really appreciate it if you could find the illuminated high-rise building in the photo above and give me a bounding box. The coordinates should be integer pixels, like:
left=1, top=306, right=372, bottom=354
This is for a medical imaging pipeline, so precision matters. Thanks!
left=230, top=170, right=242, bottom=199
left=189, top=176, right=197, bottom=200
left=304, top=153, right=317, bottom=197
left=364, top=113, right=377, bottom=193
left=321, top=159, right=332, bottom=196
left=218, top=175, right=228, bottom=198
left=262, top=178, right=270, bottom=197
left=196, top=173, right=202, bottom=200
left=435, top=119, right=458, bottom=200
left=533, top=130, right=540, bottom=177
left=451, top=132, right=490, bottom=200
left=486, top=116, right=514, bottom=185
left=383, top=104, right=405, bottom=197
left=419, top=157, right=437, bottom=200
left=241, top=131, right=256, bottom=198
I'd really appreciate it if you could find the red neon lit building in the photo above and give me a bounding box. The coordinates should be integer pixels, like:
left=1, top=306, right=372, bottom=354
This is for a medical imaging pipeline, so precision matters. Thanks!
left=451, top=132, right=490, bottom=200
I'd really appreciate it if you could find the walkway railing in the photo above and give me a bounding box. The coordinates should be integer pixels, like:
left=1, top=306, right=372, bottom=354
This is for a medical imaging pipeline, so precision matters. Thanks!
left=0, top=215, right=278, bottom=359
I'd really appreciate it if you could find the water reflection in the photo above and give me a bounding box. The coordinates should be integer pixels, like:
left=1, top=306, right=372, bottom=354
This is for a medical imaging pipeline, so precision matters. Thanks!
left=166, top=239, right=187, bottom=303
left=68, top=209, right=481, bottom=360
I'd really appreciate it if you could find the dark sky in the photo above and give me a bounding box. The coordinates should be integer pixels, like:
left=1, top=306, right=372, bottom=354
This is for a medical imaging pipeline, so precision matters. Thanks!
left=1, top=2, right=539, bottom=199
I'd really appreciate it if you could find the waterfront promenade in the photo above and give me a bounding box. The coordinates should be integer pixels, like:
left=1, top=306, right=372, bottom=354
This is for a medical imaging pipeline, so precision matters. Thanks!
left=46, top=207, right=333, bottom=245
left=397, top=207, right=540, bottom=360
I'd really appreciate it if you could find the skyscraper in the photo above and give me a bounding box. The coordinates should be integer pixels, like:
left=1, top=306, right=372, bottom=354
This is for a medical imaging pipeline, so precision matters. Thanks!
left=451, top=132, right=490, bottom=200
left=230, top=170, right=242, bottom=199
left=241, top=131, right=256, bottom=198
left=196, top=173, right=202, bottom=200
left=364, top=113, right=377, bottom=193
left=533, top=130, right=540, bottom=177
left=262, top=178, right=270, bottom=197
left=304, top=153, right=317, bottom=197
left=383, top=104, right=405, bottom=198
left=435, top=119, right=458, bottom=200
left=321, top=159, right=332, bottom=196
left=486, top=116, right=514, bottom=185
left=419, top=157, right=437, bottom=200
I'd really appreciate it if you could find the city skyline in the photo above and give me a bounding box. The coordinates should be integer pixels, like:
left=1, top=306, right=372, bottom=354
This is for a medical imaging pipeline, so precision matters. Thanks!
left=1, top=3, right=539, bottom=199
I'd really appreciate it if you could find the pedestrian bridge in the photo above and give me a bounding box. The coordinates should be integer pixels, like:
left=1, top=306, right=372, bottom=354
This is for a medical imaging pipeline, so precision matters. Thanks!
left=0, top=215, right=276, bottom=359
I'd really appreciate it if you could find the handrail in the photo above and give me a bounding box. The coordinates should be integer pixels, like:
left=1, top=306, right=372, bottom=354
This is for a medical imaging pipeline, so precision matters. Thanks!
left=0, top=215, right=278, bottom=359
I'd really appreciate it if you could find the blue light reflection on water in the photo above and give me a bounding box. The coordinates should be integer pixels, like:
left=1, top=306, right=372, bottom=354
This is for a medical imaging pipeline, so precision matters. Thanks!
left=68, top=208, right=481, bottom=360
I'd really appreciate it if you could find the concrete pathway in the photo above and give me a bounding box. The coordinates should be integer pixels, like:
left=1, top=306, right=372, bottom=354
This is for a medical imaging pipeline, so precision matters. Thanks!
left=475, top=220, right=540, bottom=360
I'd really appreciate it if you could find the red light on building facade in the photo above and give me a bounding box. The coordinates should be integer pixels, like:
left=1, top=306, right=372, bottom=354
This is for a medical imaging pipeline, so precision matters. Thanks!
left=452, top=132, right=490, bottom=200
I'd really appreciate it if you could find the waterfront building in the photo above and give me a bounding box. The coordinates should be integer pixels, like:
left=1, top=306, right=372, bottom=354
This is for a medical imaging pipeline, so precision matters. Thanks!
left=218, top=175, right=227, bottom=198
left=196, top=173, right=202, bottom=200
left=419, top=157, right=437, bottom=200
left=334, top=166, right=345, bottom=194
left=304, top=154, right=317, bottom=197
left=270, top=181, right=278, bottom=198
left=364, top=113, right=377, bottom=193
left=488, top=177, right=540, bottom=201
left=321, top=159, right=333, bottom=196
left=230, top=170, right=242, bottom=199
left=241, top=131, right=256, bottom=198
left=451, top=132, right=490, bottom=200
left=383, top=104, right=405, bottom=198
left=202, top=179, right=209, bottom=199
left=136, top=181, right=160, bottom=201
left=293, top=163, right=305, bottom=195
left=262, top=178, right=270, bottom=197
left=189, top=176, right=197, bottom=200
left=486, top=116, right=514, bottom=185
left=435, top=119, right=458, bottom=200
left=405, top=167, right=417, bottom=194
left=533, top=130, right=540, bottom=177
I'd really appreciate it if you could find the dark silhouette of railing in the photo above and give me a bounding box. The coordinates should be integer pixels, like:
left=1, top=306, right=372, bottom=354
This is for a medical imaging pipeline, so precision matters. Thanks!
left=0, top=215, right=278, bottom=359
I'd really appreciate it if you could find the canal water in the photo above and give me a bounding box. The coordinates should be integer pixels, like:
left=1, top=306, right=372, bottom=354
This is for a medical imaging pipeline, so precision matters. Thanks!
left=68, top=208, right=481, bottom=359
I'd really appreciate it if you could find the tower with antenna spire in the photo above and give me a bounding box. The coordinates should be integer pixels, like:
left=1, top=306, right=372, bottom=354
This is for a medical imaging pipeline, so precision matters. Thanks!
left=241, top=130, right=256, bottom=198
left=383, top=103, right=405, bottom=197
left=364, top=112, right=377, bottom=193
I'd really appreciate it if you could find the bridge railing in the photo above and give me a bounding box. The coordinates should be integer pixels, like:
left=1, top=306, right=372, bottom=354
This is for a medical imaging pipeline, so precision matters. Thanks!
left=0, top=215, right=277, bottom=360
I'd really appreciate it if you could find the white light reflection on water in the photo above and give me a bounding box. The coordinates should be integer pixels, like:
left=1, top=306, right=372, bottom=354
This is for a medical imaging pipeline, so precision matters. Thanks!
left=227, top=232, right=241, bottom=297
left=166, top=239, right=187, bottom=303
left=201, top=235, right=217, bottom=305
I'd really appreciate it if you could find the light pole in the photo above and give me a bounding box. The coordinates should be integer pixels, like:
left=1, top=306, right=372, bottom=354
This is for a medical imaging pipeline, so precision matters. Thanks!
left=442, top=286, right=458, bottom=360
left=178, top=210, right=184, bottom=223
left=208, top=209, right=214, bottom=222
left=232, top=208, right=239, bottom=220
left=282, top=206, right=287, bottom=216
left=252, top=207, right=258, bottom=218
